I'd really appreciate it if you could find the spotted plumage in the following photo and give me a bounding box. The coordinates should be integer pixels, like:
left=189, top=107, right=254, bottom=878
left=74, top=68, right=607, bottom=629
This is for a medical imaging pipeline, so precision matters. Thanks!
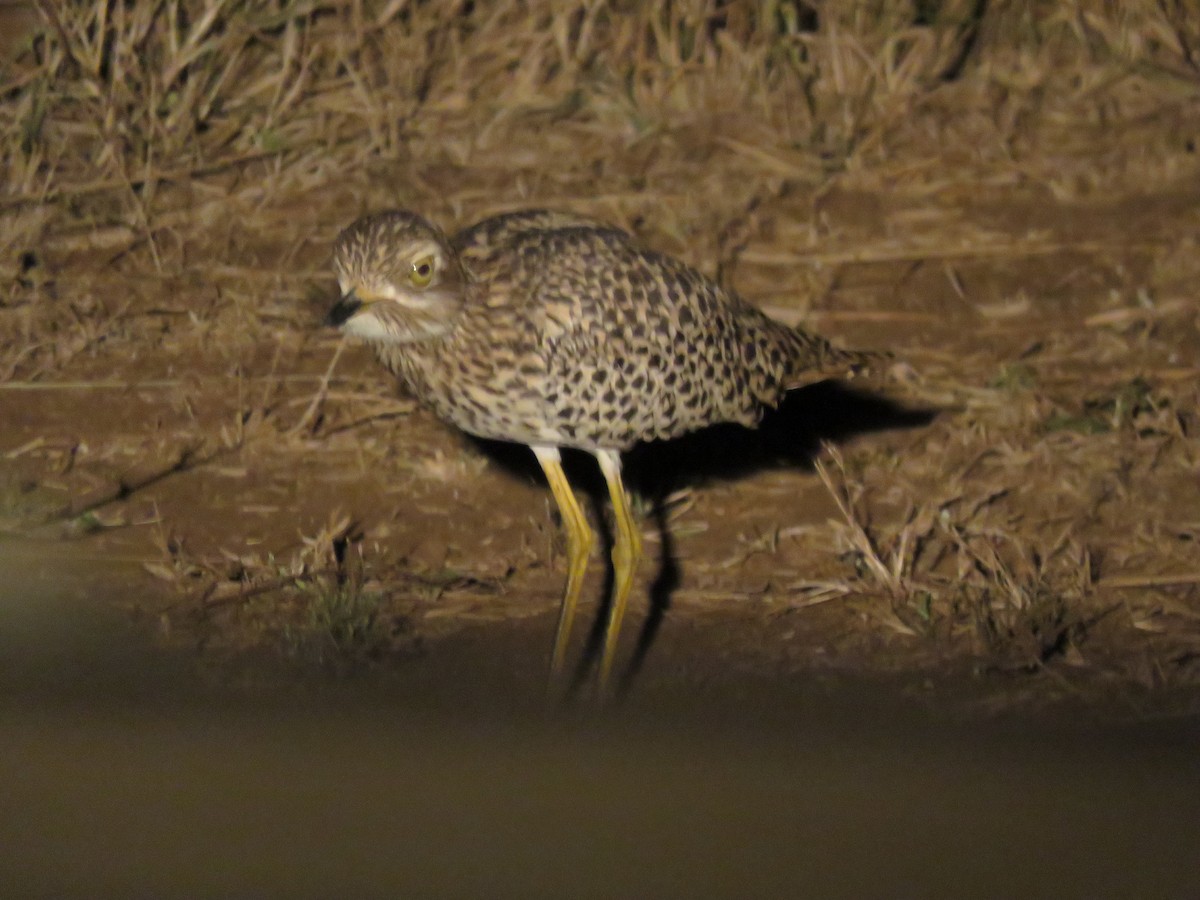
left=326, top=208, right=881, bottom=691
left=330, top=209, right=874, bottom=453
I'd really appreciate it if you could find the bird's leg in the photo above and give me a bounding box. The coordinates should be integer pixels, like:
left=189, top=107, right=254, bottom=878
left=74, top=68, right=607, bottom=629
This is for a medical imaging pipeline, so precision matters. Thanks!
left=595, top=449, right=642, bottom=691
left=532, top=445, right=594, bottom=679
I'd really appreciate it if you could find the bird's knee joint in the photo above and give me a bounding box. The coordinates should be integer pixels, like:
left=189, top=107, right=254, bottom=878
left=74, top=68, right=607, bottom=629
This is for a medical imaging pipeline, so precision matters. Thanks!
left=567, top=526, right=594, bottom=565
left=611, top=541, right=640, bottom=572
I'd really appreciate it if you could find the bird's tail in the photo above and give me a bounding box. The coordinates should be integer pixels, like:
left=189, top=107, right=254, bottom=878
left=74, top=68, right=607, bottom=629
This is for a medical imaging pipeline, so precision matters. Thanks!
left=778, top=323, right=891, bottom=390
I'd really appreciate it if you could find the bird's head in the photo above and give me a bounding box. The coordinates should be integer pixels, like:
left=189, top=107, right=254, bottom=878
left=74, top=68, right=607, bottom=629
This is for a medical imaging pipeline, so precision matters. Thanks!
left=327, top=211, right=467, bottom=343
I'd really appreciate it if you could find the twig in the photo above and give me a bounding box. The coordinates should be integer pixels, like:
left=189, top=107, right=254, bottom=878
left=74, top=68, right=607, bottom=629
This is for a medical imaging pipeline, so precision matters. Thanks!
left=0, top=149, right=283, bottom=212
left=1083, top=299, right=1192, bottom=327
left=317, top=407, right=419, bottom=437
left=287, top=338, right=346, bottom=437
left=784, top=581, right=854, bottom=607
left=1099, top=573, right=1200, bottom=590
left=741, top=239, right=1165, bottom=267
left=196, top=568, right=335, bottom=610
left=814, top=447, right=898, bottom=593
left=25, top=443, right=209, bottom=529
left=0, top=375, right=352, bottom=391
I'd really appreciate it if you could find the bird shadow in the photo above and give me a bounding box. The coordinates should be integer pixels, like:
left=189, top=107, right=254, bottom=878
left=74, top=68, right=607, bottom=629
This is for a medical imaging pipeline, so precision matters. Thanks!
left=464, top=380, right=937, bottom=697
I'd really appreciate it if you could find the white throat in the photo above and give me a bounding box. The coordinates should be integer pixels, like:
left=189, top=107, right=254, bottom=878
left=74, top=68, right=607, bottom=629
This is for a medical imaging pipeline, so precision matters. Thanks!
left=341, top=311, right=401, bottom=343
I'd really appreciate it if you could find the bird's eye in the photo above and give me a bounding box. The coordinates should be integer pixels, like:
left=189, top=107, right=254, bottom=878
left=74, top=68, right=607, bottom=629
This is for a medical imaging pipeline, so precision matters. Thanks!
left=410, top=254, right=435, bottom=288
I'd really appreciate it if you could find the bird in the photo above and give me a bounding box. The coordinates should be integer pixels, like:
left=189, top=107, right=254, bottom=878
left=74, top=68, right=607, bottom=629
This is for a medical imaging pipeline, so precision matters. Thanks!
left=326, top=208, right=881, bottom=691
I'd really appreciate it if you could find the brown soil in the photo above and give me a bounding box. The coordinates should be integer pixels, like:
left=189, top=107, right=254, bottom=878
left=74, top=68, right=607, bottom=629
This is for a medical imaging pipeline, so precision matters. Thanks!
left=3, top=3, right=1200, bottom=892
left=4, top=178, right=1198, bottom=719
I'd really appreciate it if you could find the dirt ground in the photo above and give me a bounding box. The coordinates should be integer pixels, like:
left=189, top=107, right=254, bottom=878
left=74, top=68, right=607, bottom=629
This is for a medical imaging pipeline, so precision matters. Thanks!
left=3, top=3, right=1198, bottom=718
left=5, top=176, right=1199, bottom=719
left=3, top=3, right=1200, bottom=893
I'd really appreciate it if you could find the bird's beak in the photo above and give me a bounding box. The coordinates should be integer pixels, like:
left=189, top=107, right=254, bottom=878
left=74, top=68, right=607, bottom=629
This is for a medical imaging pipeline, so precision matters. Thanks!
left=324, top=291, right=363, bottom=327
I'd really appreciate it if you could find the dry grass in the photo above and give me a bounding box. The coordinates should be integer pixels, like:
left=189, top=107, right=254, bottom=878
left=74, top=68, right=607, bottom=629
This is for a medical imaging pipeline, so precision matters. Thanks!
left=1, top=0, right=1199, bottom=709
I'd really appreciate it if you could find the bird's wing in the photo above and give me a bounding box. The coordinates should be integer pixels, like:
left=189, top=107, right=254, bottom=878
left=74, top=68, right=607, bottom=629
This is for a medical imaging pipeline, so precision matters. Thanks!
left=482, top=223, right=886, bottom=399
left=495, top=225, right=709, bottom=352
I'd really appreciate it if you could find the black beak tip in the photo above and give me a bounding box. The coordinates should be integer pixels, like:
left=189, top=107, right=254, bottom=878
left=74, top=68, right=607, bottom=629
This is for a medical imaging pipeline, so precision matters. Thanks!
left=324, top=295, right=361, bottom=328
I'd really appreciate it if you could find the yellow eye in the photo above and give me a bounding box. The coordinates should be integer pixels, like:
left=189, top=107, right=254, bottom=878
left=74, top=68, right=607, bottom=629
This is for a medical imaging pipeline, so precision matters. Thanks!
left=410, top=254, right=435, bottom=288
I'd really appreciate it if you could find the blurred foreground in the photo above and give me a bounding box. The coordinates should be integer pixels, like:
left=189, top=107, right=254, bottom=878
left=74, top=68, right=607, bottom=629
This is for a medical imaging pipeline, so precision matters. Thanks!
left=3, top=544, right=1198, bottom=898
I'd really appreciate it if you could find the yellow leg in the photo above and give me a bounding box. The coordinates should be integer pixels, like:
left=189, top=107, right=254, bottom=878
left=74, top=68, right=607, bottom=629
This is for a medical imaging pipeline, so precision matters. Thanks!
left=532, top=445, right=594, bottom=678
left=595, top=449, right=642, bottom=692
